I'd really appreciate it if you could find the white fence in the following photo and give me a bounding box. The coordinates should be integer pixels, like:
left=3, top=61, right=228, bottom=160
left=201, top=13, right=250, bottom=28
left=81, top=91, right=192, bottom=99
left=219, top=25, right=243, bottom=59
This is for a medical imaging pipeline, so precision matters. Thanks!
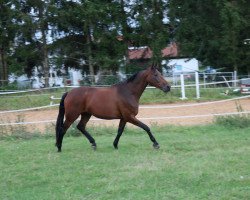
left=1, top=74, right=250, bottom=100
left=1, top=71, right=242, bottom=89
left=1, top=94, right=250, bottom=126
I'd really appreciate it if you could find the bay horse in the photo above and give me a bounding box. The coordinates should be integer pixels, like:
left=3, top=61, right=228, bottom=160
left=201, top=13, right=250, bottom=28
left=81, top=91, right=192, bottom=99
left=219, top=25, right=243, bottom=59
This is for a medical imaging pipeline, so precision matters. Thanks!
left=55, top=65, right=171, bottom=152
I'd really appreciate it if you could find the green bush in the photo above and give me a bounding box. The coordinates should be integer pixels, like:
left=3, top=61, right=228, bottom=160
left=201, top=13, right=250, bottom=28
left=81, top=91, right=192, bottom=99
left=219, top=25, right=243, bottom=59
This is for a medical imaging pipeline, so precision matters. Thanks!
left=215, top=114, right=250, bottom=128
left=96, top=75, right=120, bottom=85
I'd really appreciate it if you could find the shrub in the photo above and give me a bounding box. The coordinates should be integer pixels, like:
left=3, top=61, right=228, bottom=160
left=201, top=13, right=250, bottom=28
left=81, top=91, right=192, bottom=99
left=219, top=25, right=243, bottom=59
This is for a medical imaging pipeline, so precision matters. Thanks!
left=215, top=114, right=250, bottom=129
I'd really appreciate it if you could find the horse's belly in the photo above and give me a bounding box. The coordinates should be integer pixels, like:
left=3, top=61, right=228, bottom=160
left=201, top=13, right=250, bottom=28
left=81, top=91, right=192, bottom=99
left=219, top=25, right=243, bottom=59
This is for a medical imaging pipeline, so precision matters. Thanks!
left=86, top=97, right=121, bottom=119
left=85, top=89, right=121, bottom=119
left=89, top=105, right=121, bottom=119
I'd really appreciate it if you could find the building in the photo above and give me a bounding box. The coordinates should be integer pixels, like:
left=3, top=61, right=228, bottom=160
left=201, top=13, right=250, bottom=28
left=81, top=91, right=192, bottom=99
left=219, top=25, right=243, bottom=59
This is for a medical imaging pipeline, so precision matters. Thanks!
left=126, top=42, right=199, bottom=76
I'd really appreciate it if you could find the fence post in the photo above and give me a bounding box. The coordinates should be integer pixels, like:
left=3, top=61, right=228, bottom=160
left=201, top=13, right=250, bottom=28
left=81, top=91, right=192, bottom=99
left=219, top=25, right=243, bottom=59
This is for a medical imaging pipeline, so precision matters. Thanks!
left=195, top=71, right=200, bottom=99
left=203, top=72, right=206, bottom=88
left=233, top=71, right=237, bottom=87
left=180, top=73, right=187, bottom=100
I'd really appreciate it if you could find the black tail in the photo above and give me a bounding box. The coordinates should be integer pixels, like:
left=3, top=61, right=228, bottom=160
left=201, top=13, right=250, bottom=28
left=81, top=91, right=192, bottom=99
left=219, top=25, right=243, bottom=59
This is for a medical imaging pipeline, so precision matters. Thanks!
left=55, top=92, right=68, bottom=146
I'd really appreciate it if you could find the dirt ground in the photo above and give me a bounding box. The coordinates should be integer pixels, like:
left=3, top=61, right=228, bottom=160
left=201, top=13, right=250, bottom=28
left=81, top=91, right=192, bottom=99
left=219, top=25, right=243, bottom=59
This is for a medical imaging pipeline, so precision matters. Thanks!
left=1, top=98, right=250, bottom=133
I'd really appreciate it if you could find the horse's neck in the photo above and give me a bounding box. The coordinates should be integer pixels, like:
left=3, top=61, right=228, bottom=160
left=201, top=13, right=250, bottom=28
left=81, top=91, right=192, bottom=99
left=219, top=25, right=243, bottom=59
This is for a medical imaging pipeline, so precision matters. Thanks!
left=126, top=72, right=148, bottom=101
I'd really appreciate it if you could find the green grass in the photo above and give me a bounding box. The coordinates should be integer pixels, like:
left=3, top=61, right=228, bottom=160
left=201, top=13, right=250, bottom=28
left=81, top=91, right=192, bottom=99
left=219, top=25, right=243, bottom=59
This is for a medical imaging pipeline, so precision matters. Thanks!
left=140, top=87, right=236, bottom=104
left=0, top=88, right=68, bottom=110
left=0, top=87, right=240, bottom=110
left=0, top=125, right=249, bottom=200
left=216, top=114, right=250, bottom=129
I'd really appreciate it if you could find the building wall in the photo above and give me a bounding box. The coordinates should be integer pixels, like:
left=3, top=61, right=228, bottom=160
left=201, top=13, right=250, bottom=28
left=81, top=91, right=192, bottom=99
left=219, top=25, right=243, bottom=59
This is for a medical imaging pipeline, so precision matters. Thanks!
left=162, top=58, right=199, bottom=75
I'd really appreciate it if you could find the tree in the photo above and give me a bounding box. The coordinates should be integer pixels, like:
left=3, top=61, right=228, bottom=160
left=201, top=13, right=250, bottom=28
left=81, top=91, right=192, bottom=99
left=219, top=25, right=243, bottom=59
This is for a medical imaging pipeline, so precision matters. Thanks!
left=219, top=1, right=248, bottom=72
left=5, top=0, right=56, bottom=87
left=0, top=1, right=19, bottom=85
left=1, top=0, right=172, bottom=85
left=127, top=0, right=169, bottom=64
left=50, top=0, right=125, bottom=81
left=50, top=0, right=170, bottom=75
left=168, top=0, right=250, bottom=74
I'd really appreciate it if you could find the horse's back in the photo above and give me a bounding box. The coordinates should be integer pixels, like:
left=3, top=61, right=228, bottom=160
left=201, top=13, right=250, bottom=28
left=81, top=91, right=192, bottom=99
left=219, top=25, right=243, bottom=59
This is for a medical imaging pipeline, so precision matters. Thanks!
left=64, top=86, right=122, bottom=119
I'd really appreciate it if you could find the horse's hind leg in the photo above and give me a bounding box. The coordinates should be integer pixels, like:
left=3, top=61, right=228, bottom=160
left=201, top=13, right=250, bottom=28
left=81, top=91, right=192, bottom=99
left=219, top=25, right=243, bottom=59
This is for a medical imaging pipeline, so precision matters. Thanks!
left=77, top=113, right=96, bottom=150
left=57, top=119, right=72, bottom=152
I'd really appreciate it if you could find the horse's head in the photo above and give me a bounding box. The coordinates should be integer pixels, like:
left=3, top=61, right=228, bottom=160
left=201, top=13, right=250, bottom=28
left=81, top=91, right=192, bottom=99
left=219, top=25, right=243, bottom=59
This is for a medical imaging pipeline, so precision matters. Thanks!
left=146, top=65, right=171, bottom=93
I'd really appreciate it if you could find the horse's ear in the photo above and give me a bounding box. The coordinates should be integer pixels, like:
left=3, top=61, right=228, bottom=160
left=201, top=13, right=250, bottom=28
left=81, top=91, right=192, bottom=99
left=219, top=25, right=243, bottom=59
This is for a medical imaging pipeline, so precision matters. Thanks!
left=151, top=63, right=160, bottom=72
left=151, top=63, right=157, bottom=71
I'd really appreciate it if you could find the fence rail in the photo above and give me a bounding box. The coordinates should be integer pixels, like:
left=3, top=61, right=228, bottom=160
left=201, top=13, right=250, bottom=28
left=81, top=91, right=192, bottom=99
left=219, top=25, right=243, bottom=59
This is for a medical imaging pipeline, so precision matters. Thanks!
left=3, top=71, right=250, bottom=90
left=1, top=85, right=250, bottom=127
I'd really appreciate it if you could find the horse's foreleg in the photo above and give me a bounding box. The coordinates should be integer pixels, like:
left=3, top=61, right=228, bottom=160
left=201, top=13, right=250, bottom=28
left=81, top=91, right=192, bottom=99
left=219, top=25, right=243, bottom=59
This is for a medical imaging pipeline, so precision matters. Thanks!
left=113, top=119, right=126, bottom=149
left=128, top=116, right=160, bottom=149
left=77, top=113, right=96, bottom=150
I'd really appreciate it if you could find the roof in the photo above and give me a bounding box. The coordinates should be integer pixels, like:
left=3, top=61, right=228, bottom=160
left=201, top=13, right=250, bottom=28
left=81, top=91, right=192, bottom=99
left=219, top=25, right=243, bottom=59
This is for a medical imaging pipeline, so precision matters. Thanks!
left=128, top=43, right=178, bottom=60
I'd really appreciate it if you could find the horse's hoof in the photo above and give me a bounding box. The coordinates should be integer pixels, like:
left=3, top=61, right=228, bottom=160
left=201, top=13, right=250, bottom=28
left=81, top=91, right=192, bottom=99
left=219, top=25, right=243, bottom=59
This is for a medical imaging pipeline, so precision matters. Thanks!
left=92, top=144, right=97, bottom=151
left=153, top=143, right=160, bottom=149
left=57, top=149, right=62, bottom=152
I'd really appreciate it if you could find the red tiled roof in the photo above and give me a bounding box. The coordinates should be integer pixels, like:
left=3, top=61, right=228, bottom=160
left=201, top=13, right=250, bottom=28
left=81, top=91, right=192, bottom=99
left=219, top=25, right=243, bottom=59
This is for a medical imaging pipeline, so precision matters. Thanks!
left=128, top=47, right=153, bottom=59
left=128, top=43, right=178, bottom=60
left=162, top=43, right=178, bottom=57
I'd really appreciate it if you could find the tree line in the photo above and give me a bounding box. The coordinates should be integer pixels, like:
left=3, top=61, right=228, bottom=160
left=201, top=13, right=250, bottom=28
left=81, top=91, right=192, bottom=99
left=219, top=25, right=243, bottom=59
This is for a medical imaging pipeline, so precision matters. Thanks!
left=0, top=0, right=249, bottom=86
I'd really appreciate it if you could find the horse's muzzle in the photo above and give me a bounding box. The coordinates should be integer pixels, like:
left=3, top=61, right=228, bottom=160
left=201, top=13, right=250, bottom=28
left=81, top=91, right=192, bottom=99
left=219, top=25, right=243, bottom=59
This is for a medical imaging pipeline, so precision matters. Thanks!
left=162, top=85, right=171, bottom=93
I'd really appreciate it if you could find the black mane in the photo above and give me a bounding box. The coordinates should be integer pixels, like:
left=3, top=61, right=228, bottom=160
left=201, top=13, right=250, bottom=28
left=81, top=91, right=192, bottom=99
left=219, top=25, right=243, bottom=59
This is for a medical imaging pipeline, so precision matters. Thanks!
left=113, top=71, right=140, bottom=86
left=126, top=72, right=139, bottom=83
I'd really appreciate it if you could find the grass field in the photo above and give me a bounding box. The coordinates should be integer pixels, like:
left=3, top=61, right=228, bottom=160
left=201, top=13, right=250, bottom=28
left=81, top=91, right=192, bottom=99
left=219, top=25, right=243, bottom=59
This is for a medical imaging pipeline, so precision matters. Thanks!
left=1, top=124, right=249, bottom=200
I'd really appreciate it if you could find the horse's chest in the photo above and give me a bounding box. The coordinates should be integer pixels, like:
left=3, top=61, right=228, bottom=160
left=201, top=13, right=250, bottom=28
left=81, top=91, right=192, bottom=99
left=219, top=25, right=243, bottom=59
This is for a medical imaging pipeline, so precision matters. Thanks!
left=119, top=97, right=139, bottom=115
